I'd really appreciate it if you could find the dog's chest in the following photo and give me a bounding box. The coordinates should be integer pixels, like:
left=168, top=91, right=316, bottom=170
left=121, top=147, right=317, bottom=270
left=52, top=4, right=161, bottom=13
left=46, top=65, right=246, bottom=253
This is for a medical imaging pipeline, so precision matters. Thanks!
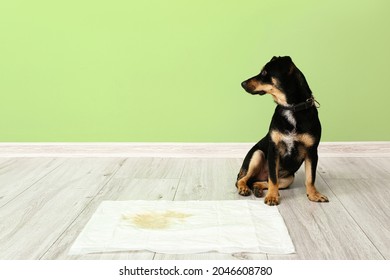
left=270, top=130, right=314, bottom=157
left=281, top=110, right=296, bottom=128
left=270, top=110, right=315, bottom=157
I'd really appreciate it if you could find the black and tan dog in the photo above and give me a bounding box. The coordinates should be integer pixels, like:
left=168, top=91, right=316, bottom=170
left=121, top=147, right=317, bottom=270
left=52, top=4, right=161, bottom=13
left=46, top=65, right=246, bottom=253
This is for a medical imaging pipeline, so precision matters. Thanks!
left=236, top=56, right=329, bottom=205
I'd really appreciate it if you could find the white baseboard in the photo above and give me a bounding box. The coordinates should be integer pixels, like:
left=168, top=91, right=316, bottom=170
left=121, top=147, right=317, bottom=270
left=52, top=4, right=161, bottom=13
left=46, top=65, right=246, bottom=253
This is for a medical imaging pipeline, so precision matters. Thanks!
left=0, top=142, right=389, bottom=158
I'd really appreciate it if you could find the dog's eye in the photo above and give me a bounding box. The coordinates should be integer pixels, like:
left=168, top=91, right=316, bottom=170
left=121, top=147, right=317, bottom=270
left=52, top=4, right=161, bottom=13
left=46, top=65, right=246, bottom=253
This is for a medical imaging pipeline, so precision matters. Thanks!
left=260, top=70, right=267, bottom=76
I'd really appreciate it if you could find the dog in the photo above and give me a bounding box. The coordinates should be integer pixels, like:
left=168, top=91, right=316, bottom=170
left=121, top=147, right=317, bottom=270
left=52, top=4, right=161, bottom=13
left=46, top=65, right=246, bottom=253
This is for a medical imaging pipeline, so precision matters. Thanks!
left=235, top=56, right=329, bottom=205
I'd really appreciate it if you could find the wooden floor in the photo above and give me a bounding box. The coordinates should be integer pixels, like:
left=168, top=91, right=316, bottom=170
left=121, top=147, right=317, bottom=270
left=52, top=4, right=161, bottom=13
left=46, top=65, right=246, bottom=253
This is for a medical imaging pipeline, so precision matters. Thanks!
left=0, top=147, right=389, bottom=260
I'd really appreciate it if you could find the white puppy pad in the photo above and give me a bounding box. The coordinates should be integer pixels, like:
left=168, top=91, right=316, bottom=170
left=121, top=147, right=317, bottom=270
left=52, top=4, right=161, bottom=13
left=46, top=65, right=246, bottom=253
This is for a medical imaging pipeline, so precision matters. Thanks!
left=69, top=200, right=294, bottom=255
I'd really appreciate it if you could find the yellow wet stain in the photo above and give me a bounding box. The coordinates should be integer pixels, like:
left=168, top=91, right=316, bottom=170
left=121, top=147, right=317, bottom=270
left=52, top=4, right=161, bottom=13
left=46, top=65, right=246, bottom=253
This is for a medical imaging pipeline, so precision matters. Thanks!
left=121, top=211, right=192, bottom=230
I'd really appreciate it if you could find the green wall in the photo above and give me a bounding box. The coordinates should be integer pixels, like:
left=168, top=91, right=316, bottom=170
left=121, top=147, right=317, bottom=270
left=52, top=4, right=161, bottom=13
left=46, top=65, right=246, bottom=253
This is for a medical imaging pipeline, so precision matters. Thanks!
left=1, top=0, right=389, bottom=142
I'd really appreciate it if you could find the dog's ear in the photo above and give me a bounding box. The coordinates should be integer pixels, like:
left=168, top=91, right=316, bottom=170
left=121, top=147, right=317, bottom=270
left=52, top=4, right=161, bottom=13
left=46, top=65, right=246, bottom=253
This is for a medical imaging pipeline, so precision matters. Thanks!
left=271, top=56, right=292, bottom=62
left=294, top=67, right=312, bottom=97
left=288, top=64, right=295, bottom=75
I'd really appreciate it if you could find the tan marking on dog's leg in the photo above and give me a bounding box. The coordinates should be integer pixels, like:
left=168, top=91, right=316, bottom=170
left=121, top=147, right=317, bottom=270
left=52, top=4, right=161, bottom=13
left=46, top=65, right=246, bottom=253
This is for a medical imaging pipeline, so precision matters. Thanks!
left=305, top=159, right=329, bottom=202
left=264, top=156, right=280, bottom=206
left=264, top=180, right=279, bottom=205
left=298, top=133, right=315, bottom=147
left=236, top=150, right=263, bottom=196
left=297, top=145, right=307, bottom=161
left=252, top=175, right=293, bottom=197
left=280, top=176, right=294, bottom=189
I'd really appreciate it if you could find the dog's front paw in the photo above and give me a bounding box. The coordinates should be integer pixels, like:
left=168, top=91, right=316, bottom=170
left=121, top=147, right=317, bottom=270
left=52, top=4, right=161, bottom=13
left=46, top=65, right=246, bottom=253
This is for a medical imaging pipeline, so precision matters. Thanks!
left=238, top=187, right=251, bottom=196
left=264, top=194, right=279, bottom=206
left=253, top=187, right=263, bottom=198
left=307, top=191, right=329, bottom=202
left=252, top=182, right=266, bottom=198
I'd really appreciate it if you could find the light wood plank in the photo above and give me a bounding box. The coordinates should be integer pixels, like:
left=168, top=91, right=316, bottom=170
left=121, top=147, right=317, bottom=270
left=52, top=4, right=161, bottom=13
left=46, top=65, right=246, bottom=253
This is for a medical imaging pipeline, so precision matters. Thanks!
left=174, top=158, right=243, bottom=201
left=0, top=158, right=125, bottom=259
left=324, top=178, right=390, bottom=259
left=319, top=156, right=390, bottom=259
left=180, top=158, right=241, bottom=179
left=318, top=157, right=390, bottom=179
left=268, top=168, right=383, bottom=260
left=0, top=158, right=64, bottom=207
left=88, top=157, right=184, bottom=179
left=130, top=158, right=185, bottom=179
left=174, top=177, right=239, bottom=201
left=365, top=158, right=390, bottom=174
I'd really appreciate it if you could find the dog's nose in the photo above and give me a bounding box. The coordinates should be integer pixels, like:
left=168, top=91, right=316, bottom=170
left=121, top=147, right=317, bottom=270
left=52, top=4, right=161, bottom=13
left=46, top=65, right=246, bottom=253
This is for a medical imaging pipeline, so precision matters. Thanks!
left=241, top=81, right=247, bottom=88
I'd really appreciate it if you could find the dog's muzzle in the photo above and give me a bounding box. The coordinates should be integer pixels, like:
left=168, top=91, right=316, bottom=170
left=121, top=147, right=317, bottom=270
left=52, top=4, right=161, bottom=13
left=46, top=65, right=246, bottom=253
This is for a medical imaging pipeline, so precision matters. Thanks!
left=241, top=81, right=266, bottom=95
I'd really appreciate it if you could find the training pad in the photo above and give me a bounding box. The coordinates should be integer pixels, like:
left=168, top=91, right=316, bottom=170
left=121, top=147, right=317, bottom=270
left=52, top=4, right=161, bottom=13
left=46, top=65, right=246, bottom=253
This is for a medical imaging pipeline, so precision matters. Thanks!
left=69, top=200, right=295, bottom=255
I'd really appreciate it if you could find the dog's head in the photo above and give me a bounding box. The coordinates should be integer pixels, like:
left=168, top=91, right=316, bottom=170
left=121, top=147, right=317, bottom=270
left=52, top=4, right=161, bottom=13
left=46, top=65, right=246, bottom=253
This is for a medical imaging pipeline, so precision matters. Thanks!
left=241, top=56, right=312, bottom=106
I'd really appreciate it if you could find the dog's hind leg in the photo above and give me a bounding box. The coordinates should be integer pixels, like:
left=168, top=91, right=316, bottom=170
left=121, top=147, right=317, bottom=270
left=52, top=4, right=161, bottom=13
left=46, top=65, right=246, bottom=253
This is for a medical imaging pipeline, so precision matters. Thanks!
left=252, top=181, right=267, bottom=197
left=236, top=150, right=266, bottom=196
left=252, top=176, right=294, bottom=197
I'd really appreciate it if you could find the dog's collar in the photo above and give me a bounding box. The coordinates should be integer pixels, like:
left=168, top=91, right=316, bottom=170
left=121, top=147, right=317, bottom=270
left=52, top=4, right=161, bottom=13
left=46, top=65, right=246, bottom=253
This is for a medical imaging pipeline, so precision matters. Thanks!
left=280, top=96, right=319, bottom=112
